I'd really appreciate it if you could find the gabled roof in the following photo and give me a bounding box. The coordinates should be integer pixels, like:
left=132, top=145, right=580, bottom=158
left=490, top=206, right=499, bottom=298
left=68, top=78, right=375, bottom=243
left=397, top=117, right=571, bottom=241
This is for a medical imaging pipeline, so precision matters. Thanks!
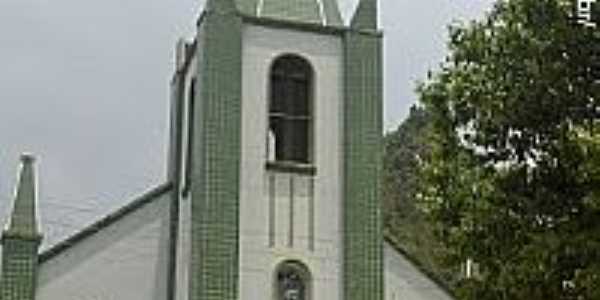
left=384, top=231, right=457, bottom=299
left=236, top=0, right=343, bottom=26
left=38, top=183, right=173, bottom=263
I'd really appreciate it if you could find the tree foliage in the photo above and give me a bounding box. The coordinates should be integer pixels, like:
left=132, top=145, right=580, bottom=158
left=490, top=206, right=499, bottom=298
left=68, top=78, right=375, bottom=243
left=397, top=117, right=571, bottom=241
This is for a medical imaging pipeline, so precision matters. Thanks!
left=417, top=0, right=600, bottom=298
left=383, top=106, right=456, bottom=284
left=383, top=106, right=429, bottom=228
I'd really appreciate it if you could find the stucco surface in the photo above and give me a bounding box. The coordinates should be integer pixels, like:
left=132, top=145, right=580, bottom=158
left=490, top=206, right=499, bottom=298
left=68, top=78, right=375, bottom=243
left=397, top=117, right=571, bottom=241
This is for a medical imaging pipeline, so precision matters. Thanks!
left=174, top=40, right=198, bottom=300
left=175, top=192, right=192, bottom=300
left=239, top=23, right=344, bottom=300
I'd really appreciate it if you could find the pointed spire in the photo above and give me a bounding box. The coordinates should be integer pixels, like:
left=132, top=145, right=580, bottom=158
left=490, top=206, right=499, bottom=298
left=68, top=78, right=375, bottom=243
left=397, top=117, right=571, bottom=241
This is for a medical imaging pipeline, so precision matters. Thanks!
left=205, top=0, right=237, bottom=14
left=350, top=0, right=378, bottom=30
left=3, top=154, right=41, bottom=241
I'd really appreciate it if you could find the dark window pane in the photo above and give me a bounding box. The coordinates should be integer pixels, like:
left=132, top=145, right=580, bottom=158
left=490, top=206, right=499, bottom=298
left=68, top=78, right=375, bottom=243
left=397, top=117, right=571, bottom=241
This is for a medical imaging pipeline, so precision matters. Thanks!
left=288, top=120, right=309, bottom=163
left=268, top=55, right=313, bottom=164
left=270, top=76, right=285, bottom=114
left=290, top=79, right=309, bottom=116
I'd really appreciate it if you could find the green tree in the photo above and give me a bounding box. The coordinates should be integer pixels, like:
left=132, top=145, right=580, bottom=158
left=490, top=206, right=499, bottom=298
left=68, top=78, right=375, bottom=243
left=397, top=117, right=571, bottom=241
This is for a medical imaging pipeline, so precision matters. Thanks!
left=417, top=0, right=600, bottom=298
left=383, top=105, right=429, bottom=231
left=383, top=106, right=447, bottom=280
left=383, top=105, right=460, bottom=288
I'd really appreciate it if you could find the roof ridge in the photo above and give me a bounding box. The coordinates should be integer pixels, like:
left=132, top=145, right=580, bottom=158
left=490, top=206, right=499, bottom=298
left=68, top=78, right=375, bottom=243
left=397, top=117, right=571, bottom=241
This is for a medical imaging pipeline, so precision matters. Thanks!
left=39, top=182, right=174, bottom=263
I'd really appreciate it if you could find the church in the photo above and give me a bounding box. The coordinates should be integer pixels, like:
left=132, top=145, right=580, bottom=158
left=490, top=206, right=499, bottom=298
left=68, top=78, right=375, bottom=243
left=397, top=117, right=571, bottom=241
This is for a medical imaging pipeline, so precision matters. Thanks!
left=0, top=0, right=454, bottom=299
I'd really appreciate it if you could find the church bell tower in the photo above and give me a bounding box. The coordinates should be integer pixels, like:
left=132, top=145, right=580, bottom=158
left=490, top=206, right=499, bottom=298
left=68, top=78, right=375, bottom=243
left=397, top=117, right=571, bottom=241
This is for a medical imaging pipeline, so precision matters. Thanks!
left=168, top=0, right=383, bottom=299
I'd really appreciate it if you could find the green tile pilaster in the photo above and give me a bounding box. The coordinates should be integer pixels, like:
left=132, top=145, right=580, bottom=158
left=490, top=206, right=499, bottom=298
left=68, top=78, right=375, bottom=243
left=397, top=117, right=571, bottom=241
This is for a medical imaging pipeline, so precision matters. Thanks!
left=343, top=29, right=384, bottom=300
left=190, top=6, right=242, bottom=300
left=0, top=155, right=42, bottom=300
left=0, top=237, right=40, bottom=300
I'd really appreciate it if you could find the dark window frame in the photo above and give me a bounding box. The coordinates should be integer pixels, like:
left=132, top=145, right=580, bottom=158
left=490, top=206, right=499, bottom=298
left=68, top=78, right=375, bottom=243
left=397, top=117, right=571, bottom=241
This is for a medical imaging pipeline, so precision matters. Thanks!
left=266, top=54, right=316, bottom=174
left=274, top=260, right=312, bottom=300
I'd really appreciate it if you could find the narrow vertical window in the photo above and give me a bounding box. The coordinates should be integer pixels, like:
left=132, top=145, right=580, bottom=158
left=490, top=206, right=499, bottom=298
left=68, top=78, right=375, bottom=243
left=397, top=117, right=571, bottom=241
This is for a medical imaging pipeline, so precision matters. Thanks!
left=183, top=78, right=196, bottom=196
left=268, top=55, right=313, bottom=166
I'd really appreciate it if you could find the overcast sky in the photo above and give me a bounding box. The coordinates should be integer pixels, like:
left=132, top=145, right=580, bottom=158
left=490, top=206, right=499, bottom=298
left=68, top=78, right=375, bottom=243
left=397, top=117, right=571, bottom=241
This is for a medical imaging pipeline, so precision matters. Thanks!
left=0, top=0, right=494, bottom=247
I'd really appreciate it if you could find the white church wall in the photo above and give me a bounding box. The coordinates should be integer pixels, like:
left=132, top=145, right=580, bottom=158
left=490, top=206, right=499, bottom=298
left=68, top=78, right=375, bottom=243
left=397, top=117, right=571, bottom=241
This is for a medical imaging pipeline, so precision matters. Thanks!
left=384, top=242, right=454, bottom=300
left=239, top=23, right=344, bottom=300
left=36, top=191, right=172, bottom=300
left=174, top=38, right=199, bottom=300
left=175, top=191, right=192, bottom=300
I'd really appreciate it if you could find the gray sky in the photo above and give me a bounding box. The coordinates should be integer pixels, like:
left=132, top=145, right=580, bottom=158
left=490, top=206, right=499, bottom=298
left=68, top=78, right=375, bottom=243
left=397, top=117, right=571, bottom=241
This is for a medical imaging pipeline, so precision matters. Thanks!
left=0, top=0, right=494, bottom=247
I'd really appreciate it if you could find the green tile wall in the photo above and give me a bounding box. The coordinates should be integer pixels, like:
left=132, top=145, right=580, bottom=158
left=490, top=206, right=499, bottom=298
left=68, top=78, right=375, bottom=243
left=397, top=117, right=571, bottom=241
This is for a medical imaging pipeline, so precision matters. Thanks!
left=236, top=0, right=342, bottom=26
left=261, top=0, right=322, bottom=24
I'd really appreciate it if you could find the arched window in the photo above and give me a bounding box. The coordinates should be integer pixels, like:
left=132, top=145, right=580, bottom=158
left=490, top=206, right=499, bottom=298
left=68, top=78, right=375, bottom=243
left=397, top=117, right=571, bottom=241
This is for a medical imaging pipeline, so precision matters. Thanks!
left=275, top=261, right=311, bottom=300
left=267, top=55, right=313, bottom=165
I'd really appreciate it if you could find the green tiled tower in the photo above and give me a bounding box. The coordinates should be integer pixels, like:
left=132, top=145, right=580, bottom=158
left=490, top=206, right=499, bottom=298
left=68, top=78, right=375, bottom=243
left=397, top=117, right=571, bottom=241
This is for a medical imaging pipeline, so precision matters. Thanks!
left=189, top=0, right=383, bottom=299
left=343, top=1, right=384, bottom=300
left=0, top=155, right=42, bottom=300
left=190, top=0, right=242, bottom=299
